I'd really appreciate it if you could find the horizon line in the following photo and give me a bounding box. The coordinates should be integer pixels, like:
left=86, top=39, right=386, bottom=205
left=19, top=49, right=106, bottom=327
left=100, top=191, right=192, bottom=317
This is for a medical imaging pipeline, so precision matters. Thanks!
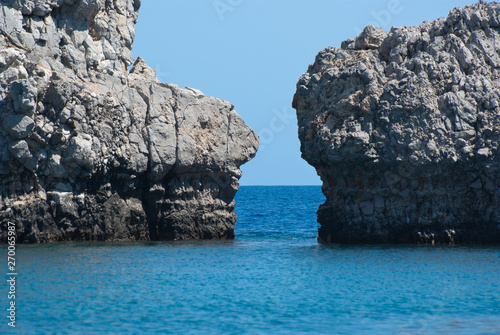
left=239, top=184, right=322, bottom=187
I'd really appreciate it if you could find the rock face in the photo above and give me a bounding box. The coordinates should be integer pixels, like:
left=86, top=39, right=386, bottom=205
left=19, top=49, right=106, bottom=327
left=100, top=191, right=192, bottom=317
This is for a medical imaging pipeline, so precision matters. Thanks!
left=293, top=1, right=500, bottom=245
left=0, top=0, right=258, bottom=243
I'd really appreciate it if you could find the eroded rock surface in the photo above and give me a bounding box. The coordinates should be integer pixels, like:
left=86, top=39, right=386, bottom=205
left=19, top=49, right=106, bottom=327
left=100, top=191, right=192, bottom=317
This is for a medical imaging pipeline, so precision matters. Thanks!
left=0, top=0, right=258, bottom=242
left=293, top=1, right=500, bottom=244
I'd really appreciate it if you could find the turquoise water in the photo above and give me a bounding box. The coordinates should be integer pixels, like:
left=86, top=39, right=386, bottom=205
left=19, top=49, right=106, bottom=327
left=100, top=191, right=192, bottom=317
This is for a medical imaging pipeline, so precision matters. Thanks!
left=2, top=186, right=500, bottom=334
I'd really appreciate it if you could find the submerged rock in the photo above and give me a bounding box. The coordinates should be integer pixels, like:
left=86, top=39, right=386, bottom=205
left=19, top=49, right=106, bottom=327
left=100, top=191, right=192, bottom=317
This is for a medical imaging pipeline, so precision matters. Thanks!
left=293, top=1, right=500, bottom=245
left=0, top=0, right=258, bottom=243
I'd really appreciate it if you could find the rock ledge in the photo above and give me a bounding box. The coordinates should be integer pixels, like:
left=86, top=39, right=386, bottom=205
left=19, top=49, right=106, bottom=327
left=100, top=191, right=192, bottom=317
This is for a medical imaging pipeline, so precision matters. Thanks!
left=294, top=1, right=500, bottom=244
left=0, top=0, right=258, bottom=243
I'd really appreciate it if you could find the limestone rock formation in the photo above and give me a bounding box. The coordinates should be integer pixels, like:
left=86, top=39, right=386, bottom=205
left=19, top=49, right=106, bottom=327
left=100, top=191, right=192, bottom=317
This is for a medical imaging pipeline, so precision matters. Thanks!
left=0, top=0, right=258, bottom=243
left=293, top=1, right=500, bottom=244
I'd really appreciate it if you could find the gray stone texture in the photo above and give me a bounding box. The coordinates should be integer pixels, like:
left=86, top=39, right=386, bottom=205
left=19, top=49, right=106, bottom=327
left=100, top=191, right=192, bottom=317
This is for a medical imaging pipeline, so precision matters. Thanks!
left=3, top=114, right=34, bottom=139
left=293, top=1, right=500, bottom=245
left=0, top=0, right=258, bottom=243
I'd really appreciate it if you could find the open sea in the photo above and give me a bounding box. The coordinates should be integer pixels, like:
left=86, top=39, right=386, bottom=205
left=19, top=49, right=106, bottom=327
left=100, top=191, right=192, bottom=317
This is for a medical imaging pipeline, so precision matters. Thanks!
left=2, top=186, right=500, bottom=334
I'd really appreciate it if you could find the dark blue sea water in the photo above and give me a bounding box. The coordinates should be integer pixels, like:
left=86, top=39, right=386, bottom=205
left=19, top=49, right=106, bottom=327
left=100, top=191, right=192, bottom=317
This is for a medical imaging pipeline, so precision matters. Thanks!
left=2, top=186, right=500, bottom=334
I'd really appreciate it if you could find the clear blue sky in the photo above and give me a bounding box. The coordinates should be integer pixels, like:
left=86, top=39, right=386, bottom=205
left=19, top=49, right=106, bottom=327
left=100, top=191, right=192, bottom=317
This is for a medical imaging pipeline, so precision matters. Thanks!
left=133, top=0, right=488, bottom=185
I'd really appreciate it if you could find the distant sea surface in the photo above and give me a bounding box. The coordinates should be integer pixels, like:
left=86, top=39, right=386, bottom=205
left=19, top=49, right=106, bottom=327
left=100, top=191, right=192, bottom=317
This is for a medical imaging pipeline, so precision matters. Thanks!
left=2, top=186, right=500, bottom=334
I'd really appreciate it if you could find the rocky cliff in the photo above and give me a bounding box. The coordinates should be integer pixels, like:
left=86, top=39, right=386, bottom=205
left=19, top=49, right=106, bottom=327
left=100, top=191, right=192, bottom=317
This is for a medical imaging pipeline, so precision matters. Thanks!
left=0, top=0, right=258, bottom=243
left=293, top=1, right=500, bottom=244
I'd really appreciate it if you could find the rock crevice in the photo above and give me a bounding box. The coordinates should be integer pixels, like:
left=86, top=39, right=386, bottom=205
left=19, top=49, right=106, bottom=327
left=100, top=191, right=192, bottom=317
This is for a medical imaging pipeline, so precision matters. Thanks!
left=0, top=0, right=258, bottom=243
left=294, top=1, right=500, bottom=244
